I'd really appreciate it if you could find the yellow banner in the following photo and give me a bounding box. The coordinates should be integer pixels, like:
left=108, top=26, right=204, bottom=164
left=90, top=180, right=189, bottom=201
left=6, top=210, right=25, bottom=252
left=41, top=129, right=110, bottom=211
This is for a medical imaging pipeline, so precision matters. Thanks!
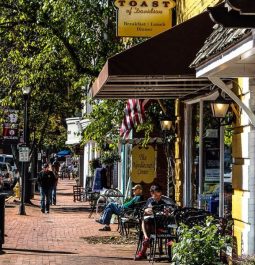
left=131, top=145, right=156, bottom=183
left=114, top=0, right=176, bottom=37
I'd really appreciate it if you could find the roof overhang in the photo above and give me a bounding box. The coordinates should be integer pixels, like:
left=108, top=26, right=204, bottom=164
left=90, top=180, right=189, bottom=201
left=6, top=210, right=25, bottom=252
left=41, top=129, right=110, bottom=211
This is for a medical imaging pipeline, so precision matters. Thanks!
left=91, top=12, right=215, bottom=100
left=208, top=3, right=255, bottom=28
left=196, top=31, right=255, bottom=78
left=225, top=0, right=255, bottom=15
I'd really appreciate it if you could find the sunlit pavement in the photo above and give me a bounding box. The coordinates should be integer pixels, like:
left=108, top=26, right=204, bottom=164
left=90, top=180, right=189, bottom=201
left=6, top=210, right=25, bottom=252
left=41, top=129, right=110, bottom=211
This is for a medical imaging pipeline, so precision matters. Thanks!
left=0, top=179, right=150, bottom=265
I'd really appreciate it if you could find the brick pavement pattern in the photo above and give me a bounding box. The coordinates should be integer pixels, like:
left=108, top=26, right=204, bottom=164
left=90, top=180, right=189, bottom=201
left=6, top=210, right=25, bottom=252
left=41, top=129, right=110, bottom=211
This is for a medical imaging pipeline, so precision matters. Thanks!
left=0, top=179, right=149, bottom=265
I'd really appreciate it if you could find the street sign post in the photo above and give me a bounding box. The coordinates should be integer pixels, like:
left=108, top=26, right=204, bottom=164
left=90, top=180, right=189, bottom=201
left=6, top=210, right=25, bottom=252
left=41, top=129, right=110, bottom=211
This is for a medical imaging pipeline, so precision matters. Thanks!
left=19, top=146, right=30, bottom=162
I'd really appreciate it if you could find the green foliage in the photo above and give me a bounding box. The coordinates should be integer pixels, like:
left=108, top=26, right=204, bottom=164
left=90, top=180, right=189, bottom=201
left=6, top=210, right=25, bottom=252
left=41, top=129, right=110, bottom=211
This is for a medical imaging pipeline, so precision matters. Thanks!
left=172, top=216, right=231, bottom=265
left=100, top=150, right=121, bottom=166
left=82, top=99, right=125, bottom=148
left=0, top=0, right=128, bottom=151
left=89, top=158, right=100, bottom=174
left=136, top=121, right=154, bottom=146
left=137, top=99, right=175, bottom=146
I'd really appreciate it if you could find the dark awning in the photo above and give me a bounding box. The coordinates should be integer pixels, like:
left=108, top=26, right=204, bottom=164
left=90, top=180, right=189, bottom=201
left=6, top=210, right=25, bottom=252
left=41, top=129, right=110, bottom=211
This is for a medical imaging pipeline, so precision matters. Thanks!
left=92, top=11, right=215, bottom=99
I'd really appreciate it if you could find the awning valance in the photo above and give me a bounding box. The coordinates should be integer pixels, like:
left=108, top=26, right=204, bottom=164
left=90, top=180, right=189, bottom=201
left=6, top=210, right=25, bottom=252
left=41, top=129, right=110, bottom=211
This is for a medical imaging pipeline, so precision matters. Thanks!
left=92, top=11, right=215, bottom=99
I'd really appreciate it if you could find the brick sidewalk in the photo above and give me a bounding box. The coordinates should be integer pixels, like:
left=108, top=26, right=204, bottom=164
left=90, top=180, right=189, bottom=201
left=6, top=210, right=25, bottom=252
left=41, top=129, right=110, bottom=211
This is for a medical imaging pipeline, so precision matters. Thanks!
left=0, top=179, right=150, bottom=265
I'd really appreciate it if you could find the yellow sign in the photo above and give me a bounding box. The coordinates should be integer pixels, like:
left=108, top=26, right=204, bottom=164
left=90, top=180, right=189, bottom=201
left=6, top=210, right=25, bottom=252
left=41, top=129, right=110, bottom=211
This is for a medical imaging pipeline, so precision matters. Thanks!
left=131, top=145, right=156, bottom=183
left=114, top=0, right=176, bottom=37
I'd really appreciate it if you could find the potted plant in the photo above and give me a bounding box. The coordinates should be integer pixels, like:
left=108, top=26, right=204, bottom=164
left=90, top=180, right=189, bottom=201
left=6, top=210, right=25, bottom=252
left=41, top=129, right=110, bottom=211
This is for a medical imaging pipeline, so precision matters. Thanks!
left=172, top=216, right=232, bottom=265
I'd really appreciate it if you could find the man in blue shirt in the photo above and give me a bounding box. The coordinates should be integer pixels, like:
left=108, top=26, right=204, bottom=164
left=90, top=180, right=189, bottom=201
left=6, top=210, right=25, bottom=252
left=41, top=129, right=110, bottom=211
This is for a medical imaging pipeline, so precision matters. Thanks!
left=98, top=184, right=143, bottom=231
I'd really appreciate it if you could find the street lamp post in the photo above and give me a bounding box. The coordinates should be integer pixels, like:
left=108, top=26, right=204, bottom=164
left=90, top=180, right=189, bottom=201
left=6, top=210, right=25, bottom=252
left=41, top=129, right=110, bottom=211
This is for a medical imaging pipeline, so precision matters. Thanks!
left=210, top=90, right=230, bottom=217
left=160, top=118, right=175, bottom=198
left=19, top=86, right=31, bottom=215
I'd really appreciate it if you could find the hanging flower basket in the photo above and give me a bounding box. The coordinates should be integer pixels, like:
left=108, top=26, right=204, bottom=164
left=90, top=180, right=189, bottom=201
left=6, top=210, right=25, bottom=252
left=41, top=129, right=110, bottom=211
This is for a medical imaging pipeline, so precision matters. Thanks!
left=100, top=151, right=121, bottom=166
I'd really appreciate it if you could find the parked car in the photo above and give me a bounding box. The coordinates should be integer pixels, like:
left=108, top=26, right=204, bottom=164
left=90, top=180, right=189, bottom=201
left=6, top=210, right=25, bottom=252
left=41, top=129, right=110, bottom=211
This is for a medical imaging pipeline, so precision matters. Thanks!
left=0, top=154, right=17, bottom=171
left=0, top=162, right=13, bottom=189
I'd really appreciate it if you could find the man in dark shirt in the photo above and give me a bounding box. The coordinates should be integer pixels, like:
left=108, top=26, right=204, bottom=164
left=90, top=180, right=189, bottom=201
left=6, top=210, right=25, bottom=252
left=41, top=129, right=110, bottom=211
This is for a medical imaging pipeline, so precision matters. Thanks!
left=37, top=163, right=55, bottom=214
left=135, top=184, right=172, bottom=260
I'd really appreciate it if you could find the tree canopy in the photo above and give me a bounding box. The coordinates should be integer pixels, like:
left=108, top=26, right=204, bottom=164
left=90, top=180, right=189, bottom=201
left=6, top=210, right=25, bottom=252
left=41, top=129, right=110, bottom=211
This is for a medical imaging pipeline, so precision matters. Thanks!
left=0, top=0, right=128, bottom=152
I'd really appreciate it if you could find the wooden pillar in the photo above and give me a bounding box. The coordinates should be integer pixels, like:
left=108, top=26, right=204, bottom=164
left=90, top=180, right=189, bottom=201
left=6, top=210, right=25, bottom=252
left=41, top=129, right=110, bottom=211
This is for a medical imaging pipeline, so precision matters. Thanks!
left=175, top=99, right=183, bottom=205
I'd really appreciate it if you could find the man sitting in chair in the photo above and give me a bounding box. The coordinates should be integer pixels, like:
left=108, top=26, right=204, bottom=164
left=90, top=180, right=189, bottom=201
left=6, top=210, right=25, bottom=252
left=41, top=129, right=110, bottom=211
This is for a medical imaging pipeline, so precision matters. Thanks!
left=97, top=184, right=143, bottom=231
left=135, top=184, right=175, bottom=260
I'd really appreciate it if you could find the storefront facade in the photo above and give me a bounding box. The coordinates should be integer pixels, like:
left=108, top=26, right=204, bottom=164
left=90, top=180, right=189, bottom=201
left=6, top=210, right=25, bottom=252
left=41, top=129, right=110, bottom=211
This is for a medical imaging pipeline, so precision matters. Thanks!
left=191, top=1, right=255, bottom=255
left=91, top=0, right=255, bottom=256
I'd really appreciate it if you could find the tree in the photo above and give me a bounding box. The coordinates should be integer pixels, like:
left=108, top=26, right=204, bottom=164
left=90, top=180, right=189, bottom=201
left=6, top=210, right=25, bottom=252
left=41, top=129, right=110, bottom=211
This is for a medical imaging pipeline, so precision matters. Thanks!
left=0, top=0, right=127, bottom=152
left=82, top=99, right=125, bottom=149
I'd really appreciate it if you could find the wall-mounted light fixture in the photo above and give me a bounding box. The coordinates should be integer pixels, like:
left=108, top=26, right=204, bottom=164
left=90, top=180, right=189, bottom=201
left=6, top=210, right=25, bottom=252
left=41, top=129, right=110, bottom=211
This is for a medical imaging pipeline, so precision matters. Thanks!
left=160, top=119, right=173, bottom=131
left=160, top=116, right=175, bottom=198
left=211, top=91, right=230, bottom=119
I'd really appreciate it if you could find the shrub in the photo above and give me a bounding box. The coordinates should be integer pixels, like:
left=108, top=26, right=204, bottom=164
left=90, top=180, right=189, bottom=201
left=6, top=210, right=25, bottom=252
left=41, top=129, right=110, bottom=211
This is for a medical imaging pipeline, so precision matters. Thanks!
left=172, top=216, right=232, bottom=265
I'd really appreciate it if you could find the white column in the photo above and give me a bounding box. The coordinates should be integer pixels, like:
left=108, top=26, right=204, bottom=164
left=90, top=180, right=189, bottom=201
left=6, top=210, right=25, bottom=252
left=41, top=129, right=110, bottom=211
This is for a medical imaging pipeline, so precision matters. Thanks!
left=83, top=144, right=89, bottom=188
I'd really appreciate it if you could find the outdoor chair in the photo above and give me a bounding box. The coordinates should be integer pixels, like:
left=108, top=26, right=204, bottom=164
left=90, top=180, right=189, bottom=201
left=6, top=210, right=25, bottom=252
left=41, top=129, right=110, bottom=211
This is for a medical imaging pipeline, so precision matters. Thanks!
left=119, top=201, right=146, bottom=237
left=89, top=188, right=124, bottom=219
left=88, top=191, right=101, bottom=218
left=133, top=205, right=147, bottom=260
left=95, top=188, right=124, bottom=217
left=149, top=205, right=178, bottom=263
left=73, top=185, right=86, bottom=202
left=174, top=207, right=211, bottom=227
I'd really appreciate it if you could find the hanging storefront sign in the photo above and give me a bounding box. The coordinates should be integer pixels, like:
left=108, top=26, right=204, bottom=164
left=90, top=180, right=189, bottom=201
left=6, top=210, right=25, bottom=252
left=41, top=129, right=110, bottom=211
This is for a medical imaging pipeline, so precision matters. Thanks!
left=114, top=0, right=176, bottom=37
left=2, top=109, right=19, bottom=142
left=131, top=145, right=156, bottom=183
left=65, top=117, right=82, bottom=145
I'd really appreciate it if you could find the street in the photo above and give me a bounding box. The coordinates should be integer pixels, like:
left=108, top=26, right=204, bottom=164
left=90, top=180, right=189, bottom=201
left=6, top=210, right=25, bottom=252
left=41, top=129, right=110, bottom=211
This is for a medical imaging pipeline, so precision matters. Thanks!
left=0, top=180, right=149, bottom=265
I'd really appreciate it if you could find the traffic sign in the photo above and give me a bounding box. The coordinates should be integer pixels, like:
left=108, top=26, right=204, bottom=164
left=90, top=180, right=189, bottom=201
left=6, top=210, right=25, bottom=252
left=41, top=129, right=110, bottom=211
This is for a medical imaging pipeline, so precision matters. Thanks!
left=19, top=146, right=30, bottom=162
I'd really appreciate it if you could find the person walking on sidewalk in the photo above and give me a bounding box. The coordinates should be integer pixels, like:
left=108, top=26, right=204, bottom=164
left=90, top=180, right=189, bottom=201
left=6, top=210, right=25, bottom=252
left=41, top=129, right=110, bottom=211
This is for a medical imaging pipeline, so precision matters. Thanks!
left=51, top=161, right=59, bottom=205
left=37, top=163, right=55, bottom=213
left=98, top=184, right=143, bottom=231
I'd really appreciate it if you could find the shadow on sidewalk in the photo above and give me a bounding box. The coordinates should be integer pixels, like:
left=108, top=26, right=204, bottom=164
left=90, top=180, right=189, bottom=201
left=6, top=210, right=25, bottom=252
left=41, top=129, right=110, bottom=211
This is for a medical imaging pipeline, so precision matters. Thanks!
left=52, top=206, right=90, bottom=213
left=3, top=248, right=76, bottom=255
left=56, top=192, right=73, bottom=196
left=83, top=255, right=133, bottom=261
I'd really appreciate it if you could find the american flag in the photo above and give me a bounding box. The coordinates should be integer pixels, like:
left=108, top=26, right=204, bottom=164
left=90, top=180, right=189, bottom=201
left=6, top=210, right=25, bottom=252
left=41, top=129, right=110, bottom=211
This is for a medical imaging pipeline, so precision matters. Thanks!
left=120, top=99, right=148, bottom=138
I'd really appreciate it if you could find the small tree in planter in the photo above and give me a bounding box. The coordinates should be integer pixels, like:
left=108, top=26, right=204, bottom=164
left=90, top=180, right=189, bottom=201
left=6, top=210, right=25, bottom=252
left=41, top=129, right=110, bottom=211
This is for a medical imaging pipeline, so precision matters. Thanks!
left=172, top=216, right=232, bottom=265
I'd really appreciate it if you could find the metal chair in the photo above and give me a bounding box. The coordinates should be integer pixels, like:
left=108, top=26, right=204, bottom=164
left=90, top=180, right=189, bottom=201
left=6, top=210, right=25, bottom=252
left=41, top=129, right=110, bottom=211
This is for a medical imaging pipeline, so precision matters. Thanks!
left=149, top=205, right=178, bottom=263
left=133, top=206, right=147, bottom=260
left=73, top=185, right=85, bottom=202
left=119, top=201, right=146, bottom=237
left=88, top=192, right=100, bottom=218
